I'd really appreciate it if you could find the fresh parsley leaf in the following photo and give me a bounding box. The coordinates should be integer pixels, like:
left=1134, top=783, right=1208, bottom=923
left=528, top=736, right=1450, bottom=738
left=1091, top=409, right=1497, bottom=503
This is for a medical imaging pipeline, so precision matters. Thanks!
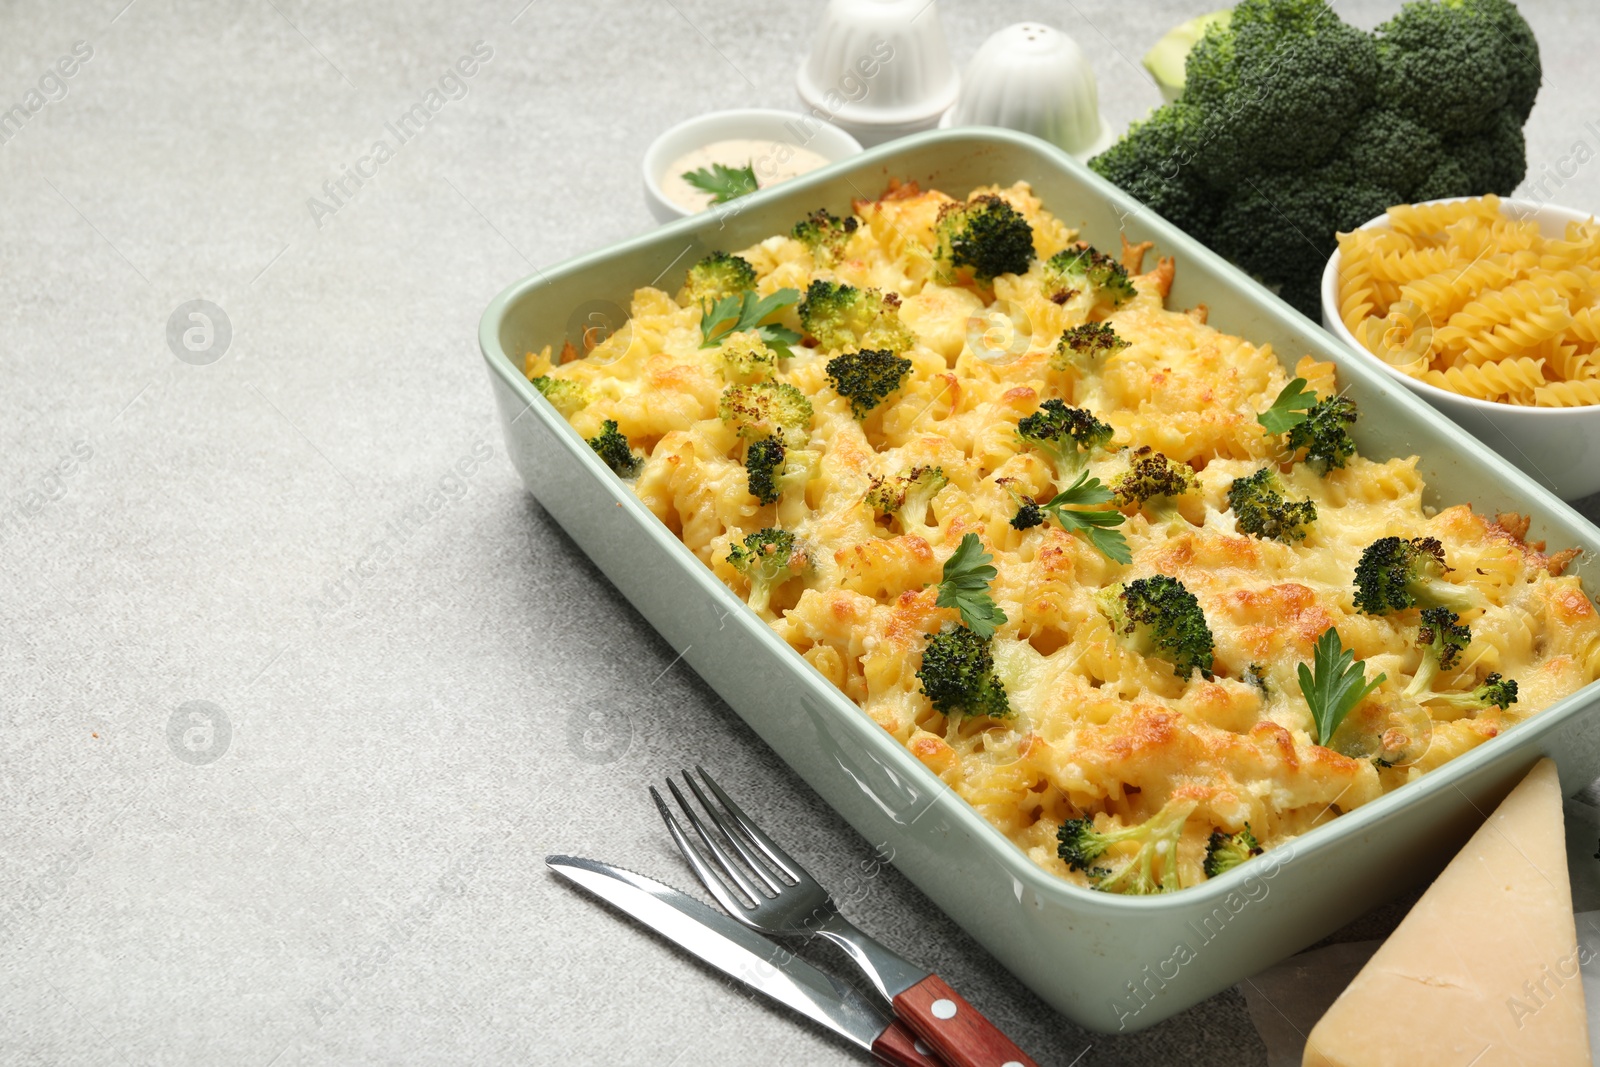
left=1297, top=627, right=1387, bottom=746
left=699, top=288, right=802, bottom=355
left=1257, top=377, right=1317, bottom=436
left=682, top=161, right=759, bottom=205
left=936, top=532, right=1008, bottom=638
left=1038, top=471, right=1133, bottom=564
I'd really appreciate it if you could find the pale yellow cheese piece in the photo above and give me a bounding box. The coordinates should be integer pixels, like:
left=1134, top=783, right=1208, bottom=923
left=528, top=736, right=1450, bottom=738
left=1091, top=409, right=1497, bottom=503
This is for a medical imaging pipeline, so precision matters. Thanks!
left=1304, top=759, right=1589, bottom=1067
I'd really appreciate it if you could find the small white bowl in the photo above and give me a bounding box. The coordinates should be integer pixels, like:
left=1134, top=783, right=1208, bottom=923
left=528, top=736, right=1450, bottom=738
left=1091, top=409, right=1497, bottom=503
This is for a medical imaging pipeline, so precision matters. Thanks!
left=642, top=108, right=864, bottom=225
left=939, top=22, right=1115, bottom=160
left=796, top=0, right=960, bottom=147
left=1321, top=197, right=1600, bottom=500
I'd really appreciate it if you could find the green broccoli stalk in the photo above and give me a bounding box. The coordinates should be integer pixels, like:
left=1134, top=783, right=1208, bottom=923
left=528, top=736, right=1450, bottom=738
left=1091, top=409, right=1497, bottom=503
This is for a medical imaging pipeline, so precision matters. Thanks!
left=531, top=375, right=593, bottom=417
left=718, top=382, right=814, bottom=447
left=798, top=279, right=916, bottom=354
left=1428, top=672, right=1518, bottom=713
left=716, top=331, right=780, bottom=383
left=1353, top=536, right=1481, bottom=615
left=916, top=625, right=1013, bottom=720
left=825, top=349, right=913, bottom=419
left=1052, top=322, right=1131, bottom=375
left=1203, top=826, right=1263, bottom=878
left=587, top=419, right=642, bottom=478
left=790, top=208, right=859, bottom=265
left=1285, top=394, right=1359, bottom=472
left=682, top=251, right=757, bottom=305
left=933, top=194, right=1036, bottom=282
left=865, top=465, right=948, bottom=531
left=1096, top=575, right=1216, bottom=680
left=726, top=528, right=806, bottom=614
left=1110, top=447, right=1196, bottom=526
left=1226, top=468, right=1317, bottom=543
left=1057, top=798, right=1199, bottom=895
left=1016, top=400, right=1114, bottom=486
left=1403, top=607, right=1470, bottom=698
left=1041, top=245, right=1138, bottom=307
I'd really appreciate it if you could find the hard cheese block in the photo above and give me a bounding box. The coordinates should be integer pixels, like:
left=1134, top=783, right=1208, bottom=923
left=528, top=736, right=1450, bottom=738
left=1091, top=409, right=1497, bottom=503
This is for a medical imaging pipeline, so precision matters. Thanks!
left=1304, top=759, right=1590, bottom=1067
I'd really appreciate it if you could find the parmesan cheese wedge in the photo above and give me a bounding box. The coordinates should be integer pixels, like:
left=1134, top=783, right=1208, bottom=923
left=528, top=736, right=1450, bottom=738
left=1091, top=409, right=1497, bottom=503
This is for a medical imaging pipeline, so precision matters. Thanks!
left=1304, top=759, right=1589, bottom=1067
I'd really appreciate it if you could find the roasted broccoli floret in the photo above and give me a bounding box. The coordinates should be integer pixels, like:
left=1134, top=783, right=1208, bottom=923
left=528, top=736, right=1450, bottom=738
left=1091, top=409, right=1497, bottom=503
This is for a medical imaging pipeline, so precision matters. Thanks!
left=1353, top=536, right=1480, bottom=615
left=1111, top=447, right=1196, bottom=524
left=1203, top=826, right=1263, bottom=878
left=1404, top=607, right=1471, bottom=698
left=681, top=251, right=757, bottom=305
left=825, top=349, right=913, bottom=419
left=1011, top=498, right=1045, bottom=531
left=744, top=438, right=786, bottom=506
left=1016, top=400, right=1114, bottom=485
left=1042, top=245, right=1138, bottom=307
left=716, top=331, right=780, bottom=383
left=1052, top=322, right=1131, bottom=375
left=587, top=419, right=642, bottom=478
left=798, top=279, right=916, bottom=354
left=1226, top=468, right=1317, bottom=543
left=531, top=375, right=592, bottom=417
left=1056, top=799, right=1198, bottom=895
left=790, top=208, right=858, bottom=265
left=718, top=382, right=813, bottom=447
left=1097, top=575, right=1216, bottom=680
left=1429, top=672, right=1519, bottom=713
left=726, top=528, right=806, bottom=614
left=1285, top=394, right=1359, bottom=472
left=933, top=194, right=1036, bottom=282
left=865, top=465, right=947, bottom=531
left=916, top=626, right=1012, bottom=720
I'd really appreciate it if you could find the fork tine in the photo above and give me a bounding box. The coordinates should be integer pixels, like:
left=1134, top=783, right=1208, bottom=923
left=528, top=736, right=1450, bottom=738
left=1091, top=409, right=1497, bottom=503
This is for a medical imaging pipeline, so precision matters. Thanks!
left=681, top=771, right=787, bottom=894
left=694, top=766, right=807, bottom=884
left=665, top=778, right=771, bottom=907
left=649, top=786, right=756, bottom=914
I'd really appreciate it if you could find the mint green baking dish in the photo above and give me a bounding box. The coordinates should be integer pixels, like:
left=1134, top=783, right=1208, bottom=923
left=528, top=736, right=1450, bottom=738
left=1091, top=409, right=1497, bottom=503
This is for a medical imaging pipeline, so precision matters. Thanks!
left=480, top=129, right=1600, bottom=1033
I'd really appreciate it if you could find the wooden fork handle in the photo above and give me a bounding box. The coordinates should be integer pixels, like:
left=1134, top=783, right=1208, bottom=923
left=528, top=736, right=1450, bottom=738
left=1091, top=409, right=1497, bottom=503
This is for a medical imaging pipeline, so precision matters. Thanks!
left=870, top=1019, right=943, bottom=1066
left=891, top=974, right=1039, bottom=1067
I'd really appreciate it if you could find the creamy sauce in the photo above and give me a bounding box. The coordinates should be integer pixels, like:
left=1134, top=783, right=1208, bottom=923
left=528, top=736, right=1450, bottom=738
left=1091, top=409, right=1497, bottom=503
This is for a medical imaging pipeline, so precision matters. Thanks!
left=660, top=138, right=832, bottom=212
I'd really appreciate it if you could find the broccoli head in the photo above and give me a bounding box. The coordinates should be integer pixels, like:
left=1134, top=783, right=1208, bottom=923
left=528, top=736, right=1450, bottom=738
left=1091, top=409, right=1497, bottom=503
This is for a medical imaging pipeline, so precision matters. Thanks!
left=1429, top=672, right=1519, bottom=713
left=1203, top=826, right=1263, bottom=878
left=1226, top=468, right=1317, bottom=543
left=1010, top=499, right=1045, bottom=531
left=865, top=465, right=947, bottom=531
left=1057, top=799, right=1199, bottom=895
left=744, top=437, right=786, bottom=506
left=1017, top=400, right=1114, bottom=485
left=1443, top=107, right=1529, bottom=197
left=726, top=528, right=806, bottom=614
left=1376, top=0, right=1540, bottom=139
left=531, top=375, right=592, bottom=417
left=1088, top=101, right=1224, bottom=235
left=1111, top=447, right=1196, bottom=515
left=718, top=382, right=813, bottom=447
left=790, top=208, right=858, bottom=265
left=798, top=279, right=916, bottom=354
left=1403, top=606, right=1471, bottom=698
left=933, top=194, right=1036, bottom=282
left=916, top=626, right=1013, bottom=720
left=1353, top=536, right=1481, bottom=615
left=1285, top=394, right=1358, bottom=472
left=1052, top=322, right=1131, bottom=375
left=587, top=419, right=642, bottom=478
left=1097, top=575, right=1216, bottom=680
left=716, top=331, right=780, bottom=383
left=825, top=349, right=913, bottom=419
left=681, top=251, right=757, bottom=306
left=1042, top=245, right=1138, bottom=308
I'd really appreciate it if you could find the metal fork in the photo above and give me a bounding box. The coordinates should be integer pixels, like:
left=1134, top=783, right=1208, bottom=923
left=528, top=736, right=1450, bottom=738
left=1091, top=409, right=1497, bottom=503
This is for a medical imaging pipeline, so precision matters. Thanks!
left=652, top=767, right=1038, bottom=1067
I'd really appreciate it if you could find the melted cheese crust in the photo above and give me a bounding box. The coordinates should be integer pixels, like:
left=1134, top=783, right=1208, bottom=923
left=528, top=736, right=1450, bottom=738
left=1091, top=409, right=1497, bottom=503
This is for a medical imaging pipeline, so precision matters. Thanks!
left=529, top=182, right=1600, bottom=890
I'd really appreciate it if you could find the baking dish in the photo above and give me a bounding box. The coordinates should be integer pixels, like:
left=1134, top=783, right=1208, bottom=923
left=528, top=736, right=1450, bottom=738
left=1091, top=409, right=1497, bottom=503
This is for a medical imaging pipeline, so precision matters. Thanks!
left=479, top=128, right=1600, bottom=1032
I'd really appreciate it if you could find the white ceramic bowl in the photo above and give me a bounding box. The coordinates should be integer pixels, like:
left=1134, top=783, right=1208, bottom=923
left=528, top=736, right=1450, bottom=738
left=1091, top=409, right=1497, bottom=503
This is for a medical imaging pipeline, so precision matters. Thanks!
left=642, top=109, right=863, bottom=225
left=797, top=0, right=960, bottom=147
left=939, top=22, right=1115, bottom=160
left=1321, top=197, right=1600, bottom=500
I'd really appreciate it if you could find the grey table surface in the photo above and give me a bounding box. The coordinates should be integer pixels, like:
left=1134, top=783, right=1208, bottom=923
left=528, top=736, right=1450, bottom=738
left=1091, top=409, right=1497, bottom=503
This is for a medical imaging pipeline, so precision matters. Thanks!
left=3, top=1, right=1599, bottom=1064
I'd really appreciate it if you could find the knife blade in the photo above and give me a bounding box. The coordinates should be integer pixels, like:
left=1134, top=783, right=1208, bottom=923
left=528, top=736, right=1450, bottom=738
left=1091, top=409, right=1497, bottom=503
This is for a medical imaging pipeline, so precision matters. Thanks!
left=547, top=855, right=940, bottom=1066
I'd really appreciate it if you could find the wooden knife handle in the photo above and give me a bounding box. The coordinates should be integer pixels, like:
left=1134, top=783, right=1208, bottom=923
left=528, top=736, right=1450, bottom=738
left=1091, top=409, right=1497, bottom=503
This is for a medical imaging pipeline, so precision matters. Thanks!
left=890, top=974, right=1038, bottom=1067
left=870, top=1018, right=943, bottom=1066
